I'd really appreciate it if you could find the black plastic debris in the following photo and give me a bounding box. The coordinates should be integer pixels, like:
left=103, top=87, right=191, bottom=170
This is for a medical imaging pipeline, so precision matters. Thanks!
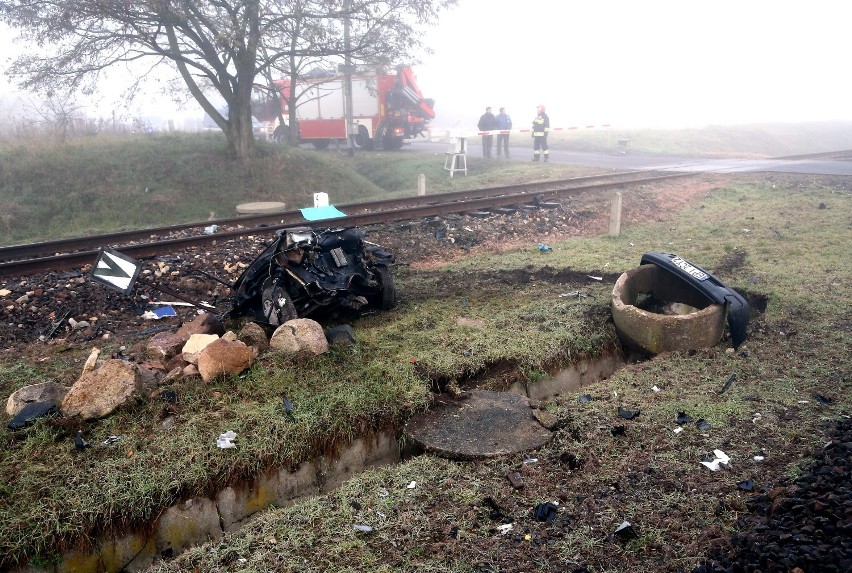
left=448, top=526, right=460, bottom=539
left=159, top=390, right=178, bottom=404
left=483, top=497, right=505, bottom=521
left=618, top=406, right=640, bottom=420
left=282, top=397, right=296, bottom=421
left=7, top=402, right=58, bottom=430
left=578, top=394, right=592, bottom=404
left=75, top=430, right=90, bottom=450
left=813, top=393, right=833, bottom=406
left=613, top=520, right=637, bottom=540
left=676, top=411, right=692, bottom=425
left=40, top=309, right=72, bottom=341
left=736, top=479, right=755, bottom=492
left=640, top=252, right=750, bottom=349
left=533, top=502, right=559, bottom=523
left=611, top=425, right=626, bottom=437
left=718, top=373, right=736, bottom=394
left=325, top=324, right=356, bottom=346
left=696, top=419, right=711, bottom=431
left=560, top=452, right=582, bottom=470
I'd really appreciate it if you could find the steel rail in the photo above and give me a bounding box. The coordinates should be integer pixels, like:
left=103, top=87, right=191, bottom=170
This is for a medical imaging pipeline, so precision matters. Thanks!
left=0, top=172, right=695, bottom=279
left=0, top=171, right=653, bottom=262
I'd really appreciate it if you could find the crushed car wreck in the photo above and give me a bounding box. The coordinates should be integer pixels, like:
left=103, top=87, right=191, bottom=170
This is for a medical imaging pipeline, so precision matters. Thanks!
left=228, top=227, right=396, bottom=325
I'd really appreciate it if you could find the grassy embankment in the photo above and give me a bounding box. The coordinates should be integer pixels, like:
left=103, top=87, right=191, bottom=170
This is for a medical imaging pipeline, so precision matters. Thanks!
left=0, top=125, right=849, bottom=571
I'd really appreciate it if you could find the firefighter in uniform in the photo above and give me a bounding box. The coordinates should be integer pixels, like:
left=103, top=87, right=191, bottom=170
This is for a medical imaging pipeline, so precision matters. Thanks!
left=532, top=104, right=550, bottom=162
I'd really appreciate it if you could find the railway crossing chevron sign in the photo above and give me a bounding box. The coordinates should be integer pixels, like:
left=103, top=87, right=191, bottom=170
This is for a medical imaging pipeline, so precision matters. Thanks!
left=90, top=248, right=142, bottom=295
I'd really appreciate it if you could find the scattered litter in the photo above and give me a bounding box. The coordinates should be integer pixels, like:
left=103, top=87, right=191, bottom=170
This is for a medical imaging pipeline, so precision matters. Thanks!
left=813, top=393, right=833, bottom=405
left=506, top=470, right=525, bottom=490
left=673, top=427, right=684, bottom=434
left=578, top=394, right=592, bottom=403
left=377, top=488, right=389, bottom=498
left=203, top=224, right=218, bottom=234
left=613, top=520, right=637, bottom=539
left=7, top=402, right=58, bottom=430
left=142, top=305, right=177, bottom=320
left=40, top=309, right=72, bottom=341
left=353, top=524, right=373, bottom=533
left=753, top=455, right=765, bottom=462
left=587, top=275, right=603, bottom=281
left=752, top=413, right=762, bottom=424
left=696, top=419, right=711, bottom=431
left=611, top=425, right=626, bottom=437
left=700, top=449, right=730, bottom=471
left=797, top=400, right=810, bottom=404
left=652, top=385, right=661, bottom=392
left=102, top=435, right=123, bottom=446
left=618, top=406, right=640, bottom=420
left=282, top=397, right=295, bottom=421
left=718, top=373, right=736, bottom=394
left=75, top=430, right=90, bottom=450
left=676, top=411, right=692, bottom=425
left=559, top=291, right=588, bottom=299
left=736, top=479, right=755, bottom=491
left=523, top=457, right=539, bottom=465
left=497, top=523, right=513, bottom=535
left=406, top=481, right=417, bottom=489
left=238, top=558, right=247, bottom=564
left=216, top=430, right=237, bottom=449
left=537, top=244, right=552, bottom=252
left=533, top=502, right=559, bottom=523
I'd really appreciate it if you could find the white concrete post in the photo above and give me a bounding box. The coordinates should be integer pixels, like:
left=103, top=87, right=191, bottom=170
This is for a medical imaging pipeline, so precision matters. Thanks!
left=608, top=191, right=623, bottom=237
left=418, top=174, right=426, bottom=196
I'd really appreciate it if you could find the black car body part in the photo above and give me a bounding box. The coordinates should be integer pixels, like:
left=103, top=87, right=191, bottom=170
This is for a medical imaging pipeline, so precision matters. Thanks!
left=639, top=252, right=750, bottom=349
left=229, top=227, right=395, bottom=325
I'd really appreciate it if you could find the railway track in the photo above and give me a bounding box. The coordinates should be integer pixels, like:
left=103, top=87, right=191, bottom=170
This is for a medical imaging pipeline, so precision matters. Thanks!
left=0, top=171, right=694, bottom=279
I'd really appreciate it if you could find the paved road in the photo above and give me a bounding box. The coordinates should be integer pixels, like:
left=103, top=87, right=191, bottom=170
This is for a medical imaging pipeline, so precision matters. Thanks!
left=407, top=140, right=852, bottom=176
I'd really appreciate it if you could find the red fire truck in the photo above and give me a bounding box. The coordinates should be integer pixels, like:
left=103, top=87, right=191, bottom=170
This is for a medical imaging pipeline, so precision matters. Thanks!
left=251, top=65, right=435, bottom=150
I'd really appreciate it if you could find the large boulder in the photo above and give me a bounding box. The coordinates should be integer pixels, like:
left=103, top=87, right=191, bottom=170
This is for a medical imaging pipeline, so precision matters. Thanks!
left=269, top=319, right=329, bottom=356
left=6, top=381, right=69, bottom=417
left=197, top=339, right=254, bottom=382
left=62, top=359, right=148, bottom=420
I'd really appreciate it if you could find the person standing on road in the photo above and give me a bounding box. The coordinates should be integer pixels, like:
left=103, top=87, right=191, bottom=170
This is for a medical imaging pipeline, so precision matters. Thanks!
left=477, top=106, right=497, bottom=158
left=496, top=107, right=512, bottom=158
left=532, top=104, right=550, bottom=162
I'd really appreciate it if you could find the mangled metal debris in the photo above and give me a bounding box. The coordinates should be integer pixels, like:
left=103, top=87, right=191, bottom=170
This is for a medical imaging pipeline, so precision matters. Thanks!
left=228, top=227, right=396, bottom=325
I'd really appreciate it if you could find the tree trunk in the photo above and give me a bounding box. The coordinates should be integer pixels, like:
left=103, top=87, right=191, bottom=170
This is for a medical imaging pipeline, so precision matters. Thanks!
left=225, top=96, right=257, bottom=159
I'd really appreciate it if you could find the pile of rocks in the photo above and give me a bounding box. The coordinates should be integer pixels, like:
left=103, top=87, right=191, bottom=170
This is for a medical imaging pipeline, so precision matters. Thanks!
left=6, top=312, right=343, bottom=424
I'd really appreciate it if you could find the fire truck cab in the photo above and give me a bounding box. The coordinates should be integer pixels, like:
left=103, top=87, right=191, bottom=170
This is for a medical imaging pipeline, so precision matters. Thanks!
left=252, top=65, right=435, bottom=151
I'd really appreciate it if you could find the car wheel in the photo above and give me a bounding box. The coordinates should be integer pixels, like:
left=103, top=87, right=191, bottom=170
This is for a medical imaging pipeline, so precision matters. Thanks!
left=261, top=281, right=298, bottom=325
left=372, top=266, right=396, bottom=310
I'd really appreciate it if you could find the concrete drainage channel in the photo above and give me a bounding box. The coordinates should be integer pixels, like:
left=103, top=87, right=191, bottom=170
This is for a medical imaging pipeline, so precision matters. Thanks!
left=16, top=252, right=749, bottom=573
left=14, top=352, right=626, bottom=573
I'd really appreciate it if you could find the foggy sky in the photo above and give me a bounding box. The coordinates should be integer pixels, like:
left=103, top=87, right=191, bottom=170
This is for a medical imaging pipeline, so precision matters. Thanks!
left=416, top=0, right=852, bottom=131
left=2, top=1, right=851, bottom=131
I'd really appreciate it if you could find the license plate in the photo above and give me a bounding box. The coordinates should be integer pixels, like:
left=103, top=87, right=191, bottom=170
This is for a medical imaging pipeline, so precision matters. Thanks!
left=670, top=256, right=709, bottom=281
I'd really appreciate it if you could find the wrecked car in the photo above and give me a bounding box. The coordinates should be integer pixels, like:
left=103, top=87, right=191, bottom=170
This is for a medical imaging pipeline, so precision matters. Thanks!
left=228, top=227, right=396, bottom=325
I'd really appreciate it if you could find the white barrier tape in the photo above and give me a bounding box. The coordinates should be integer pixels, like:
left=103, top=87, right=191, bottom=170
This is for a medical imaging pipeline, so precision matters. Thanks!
left=474, top=124, right=611, bottom=136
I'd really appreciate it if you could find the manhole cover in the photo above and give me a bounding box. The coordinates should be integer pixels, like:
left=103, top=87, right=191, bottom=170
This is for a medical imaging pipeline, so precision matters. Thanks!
left=404, top=390, right=553, bottom=460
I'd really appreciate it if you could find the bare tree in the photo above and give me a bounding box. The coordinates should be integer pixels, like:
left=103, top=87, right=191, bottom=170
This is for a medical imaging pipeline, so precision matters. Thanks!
left=0, top=0, right=456, bottom=159
left=27, top=90, right=85, bottom=143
